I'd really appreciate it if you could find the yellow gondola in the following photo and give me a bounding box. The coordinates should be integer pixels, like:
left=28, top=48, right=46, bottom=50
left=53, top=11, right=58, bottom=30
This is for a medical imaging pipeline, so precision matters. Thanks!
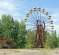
left=33, top=7, right=36, bottom=11
left=50, top=23, right=53, bottom=24
left=50, top=21, right=53, bottom=22
left=51, top=26, right=54, bottom=27
left=38, top=7, right=40, bottom=11
left=26, top=13, right=29, bottom=18
left=48, top=16, right=51, bottom=19
left=46, top=12, right=48, bottom=16
left=51, top=27, right=54, bottom=29
left=42, top=9, right=45, bottom=13
left=29, top=9, right=32, bottom=14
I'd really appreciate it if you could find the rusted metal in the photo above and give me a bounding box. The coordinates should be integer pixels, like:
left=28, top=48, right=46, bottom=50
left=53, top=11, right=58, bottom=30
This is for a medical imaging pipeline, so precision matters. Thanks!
left=34, top=20, right=45, bottom=48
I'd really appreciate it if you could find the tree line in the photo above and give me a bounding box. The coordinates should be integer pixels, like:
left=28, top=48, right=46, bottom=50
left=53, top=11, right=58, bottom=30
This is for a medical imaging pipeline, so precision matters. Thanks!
left=0, top=14, right=59, bottom=48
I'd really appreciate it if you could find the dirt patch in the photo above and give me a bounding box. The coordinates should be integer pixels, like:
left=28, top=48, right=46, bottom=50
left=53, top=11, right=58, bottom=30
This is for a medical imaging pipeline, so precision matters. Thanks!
left=0, top=48, right=59, bottom=55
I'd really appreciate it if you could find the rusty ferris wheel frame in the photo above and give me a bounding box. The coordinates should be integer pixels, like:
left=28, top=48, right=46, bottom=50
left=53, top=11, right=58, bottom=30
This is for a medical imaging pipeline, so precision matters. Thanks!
left=23, top=7, right=54, bottom=48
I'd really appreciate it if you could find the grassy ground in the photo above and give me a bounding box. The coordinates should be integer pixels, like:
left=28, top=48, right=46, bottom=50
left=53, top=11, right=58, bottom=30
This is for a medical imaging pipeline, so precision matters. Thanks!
left=0, top=48, right=59, bottom=55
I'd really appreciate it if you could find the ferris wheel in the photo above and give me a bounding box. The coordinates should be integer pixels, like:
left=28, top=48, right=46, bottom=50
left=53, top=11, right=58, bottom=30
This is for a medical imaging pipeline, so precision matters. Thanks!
left=23, top=7, right=54, bottom=47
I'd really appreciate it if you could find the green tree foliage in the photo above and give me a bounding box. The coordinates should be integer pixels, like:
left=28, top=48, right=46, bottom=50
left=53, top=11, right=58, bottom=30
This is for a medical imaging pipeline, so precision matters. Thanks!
left=0, top=15, right=27, bottom=48
left=0, top=15, right=20, bottom=45
left=51, top=31, right=57, bottom=48
left=1, top=15, right=20, bottom=39
left=0, top=19, right=3, bottom=37
left=14, top=21, right=27, bottom=48
left=45, top=31, right=57, bottom=48
left=45, top=31, right=51, bottom=48
left=57, top=35, right=59, bottom=47
left=27, top=30, right=36, bottom=43
left=12, top=20, right=19, bottom=40
left=1, top=15, right=15, bottom=39
left=26, top=30, right=36, bottom=48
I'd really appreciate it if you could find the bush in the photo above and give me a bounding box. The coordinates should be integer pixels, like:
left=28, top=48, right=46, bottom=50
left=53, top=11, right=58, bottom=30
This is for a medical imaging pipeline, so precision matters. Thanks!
left=0, top=44, right=2, bottom=48
left=57, top=36, right=59, bottom=47
left=45, top=31, right=57, bottom=48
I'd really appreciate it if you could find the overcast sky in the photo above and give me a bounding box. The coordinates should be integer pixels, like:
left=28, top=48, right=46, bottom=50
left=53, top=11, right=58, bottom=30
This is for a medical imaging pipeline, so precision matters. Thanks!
left=0, top=0, right=59, bottom=35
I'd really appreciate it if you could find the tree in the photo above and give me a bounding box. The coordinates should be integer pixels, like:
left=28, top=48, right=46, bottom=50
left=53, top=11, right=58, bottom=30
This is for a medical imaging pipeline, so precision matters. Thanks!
left=1, top=15, right=19, bottom=39
left=1, top=15, right=14, bottom=39
left=14, top=21, right=27, bottom=48
left=45, top=31, right=51, bottom=48
left=0, top=19, right=3, bottom=37
left=45, top=30, right=57, bottom=48
left=26, top=30, right=36, bottom=43
left=11, top=19, right=19, bottom=40
left=57, top=35, right=59, bottom=47
left=51, top=30, right=57, bottom=48
left=0, top=15, right=27, bottom=48
left=0, top=14, right=20, bottom=46
left=26, top=30, right=36, bottom=48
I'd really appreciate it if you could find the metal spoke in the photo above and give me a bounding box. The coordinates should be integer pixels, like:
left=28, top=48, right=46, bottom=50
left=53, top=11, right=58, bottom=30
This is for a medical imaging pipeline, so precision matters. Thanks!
left=29, top=15, right=36, bottom=24
left=28, top=27, right=36, bottom=30
left=26, top=24, right=36, bottom=26
left=33, top=11, right=38, bottom=20
left=36, top=10, right=40, bottom=20
left=27, top=17, right=36, bottom=24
